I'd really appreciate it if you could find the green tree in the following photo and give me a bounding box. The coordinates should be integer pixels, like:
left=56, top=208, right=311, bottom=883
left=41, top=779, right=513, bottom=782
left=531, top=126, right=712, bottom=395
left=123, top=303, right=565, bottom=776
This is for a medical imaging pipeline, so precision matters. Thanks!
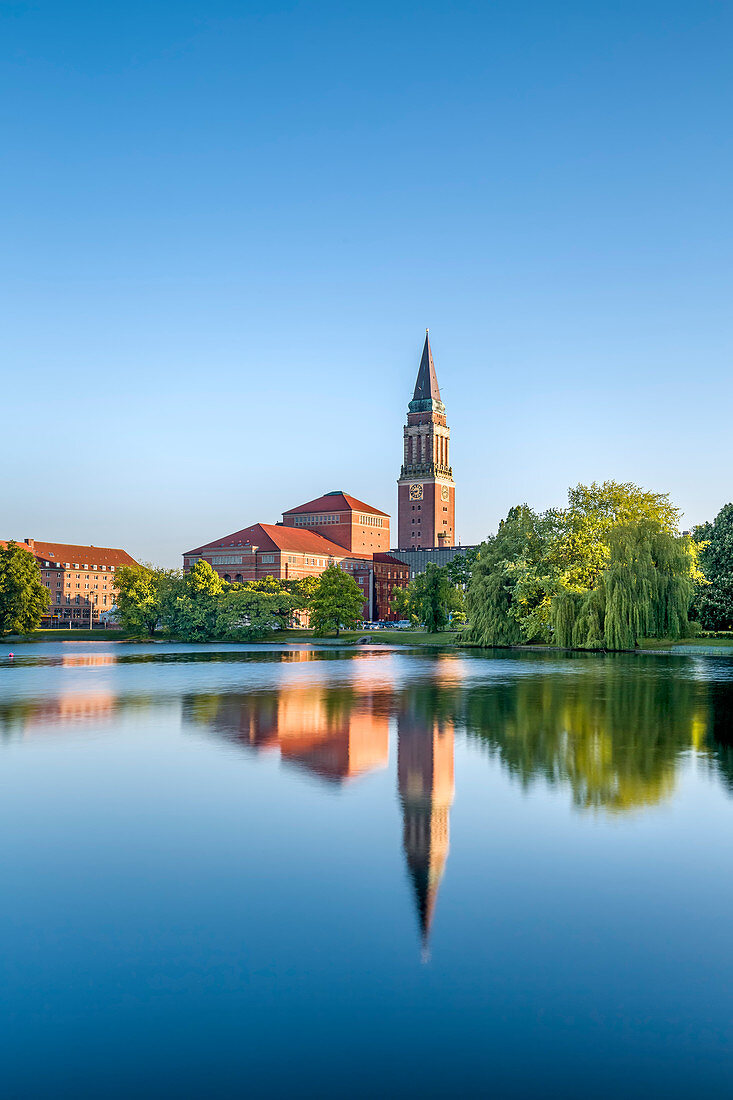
left=161, top=560, right=225, bottom=640
left=550, top=521, right=695, bottom=649
left=0, top=542, right=50, bottom=635
left=465, top=506, right=556, bottom=646
left=410, top=562, right=452, bottom=633
left=466, top=482, right=694, bottom=650
left=445, top=547, right=478, bottom=588
left=553, top=480, right=680, bottom=593
left=309, top=564, right=365, bottom=636
left=287, top=575, right=319, bottom=626
left=390, top=584, right=412, bottom=622
left=114, top=563, right=179, bottom=637
left=693, top=503, right=733, bottom=630
left=215, top=583, right=298, bottom=640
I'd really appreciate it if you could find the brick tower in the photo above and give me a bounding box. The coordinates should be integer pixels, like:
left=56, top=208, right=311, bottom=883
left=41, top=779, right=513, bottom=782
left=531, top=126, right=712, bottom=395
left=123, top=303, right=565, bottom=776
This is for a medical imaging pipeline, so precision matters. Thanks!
left=397, top=331, right=455, bottom=549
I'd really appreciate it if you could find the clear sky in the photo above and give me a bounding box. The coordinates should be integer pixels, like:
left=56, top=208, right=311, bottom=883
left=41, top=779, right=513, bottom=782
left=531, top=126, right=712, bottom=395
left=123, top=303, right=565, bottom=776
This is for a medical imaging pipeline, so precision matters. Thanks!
left=2, top=0, right=731, bottom=566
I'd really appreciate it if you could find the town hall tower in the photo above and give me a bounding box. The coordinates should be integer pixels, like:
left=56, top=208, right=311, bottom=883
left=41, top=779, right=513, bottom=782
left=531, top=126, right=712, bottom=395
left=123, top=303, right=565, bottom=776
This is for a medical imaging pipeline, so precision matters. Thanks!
left=397, top=332, right=455, bottom=549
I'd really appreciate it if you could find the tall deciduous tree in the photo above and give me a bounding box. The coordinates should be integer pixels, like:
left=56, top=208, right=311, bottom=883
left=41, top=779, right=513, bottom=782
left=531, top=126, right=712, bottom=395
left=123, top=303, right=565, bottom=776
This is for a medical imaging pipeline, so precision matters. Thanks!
left=161, top=559, right=225, bottom=639
left=551, top=522, right=695, bottom=649
left=467, top=482, right=697, bottom=650
left=0, top=542, right=50, bottom=635
left=410, top=562, right=452, bottom=633
left=309, top=564, right=364, bottom=636
left=215, top=583, right=298, bottom=640
left=693, top=503, right=733, bottom=630
left=466, top=505, right=556, bottom=646
left=114, top=563, right=179, bottom=637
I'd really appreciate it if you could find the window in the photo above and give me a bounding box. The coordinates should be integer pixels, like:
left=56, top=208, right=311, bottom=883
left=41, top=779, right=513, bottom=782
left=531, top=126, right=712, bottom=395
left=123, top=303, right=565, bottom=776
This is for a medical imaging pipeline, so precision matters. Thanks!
left=75, top=596, right=80, bottom=604
left=261, top=554, right=275, bottom=564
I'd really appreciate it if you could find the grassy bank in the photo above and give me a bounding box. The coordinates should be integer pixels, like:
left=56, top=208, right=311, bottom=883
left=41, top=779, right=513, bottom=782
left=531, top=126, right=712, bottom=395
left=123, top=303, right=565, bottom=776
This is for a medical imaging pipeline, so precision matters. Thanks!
left=2, top=627, right=464, bottom=647
left=296, top=628, right=464, bottom=646
left=638, top=634, right=733, bottom=650
left=3, top=628, right=128, bottom=643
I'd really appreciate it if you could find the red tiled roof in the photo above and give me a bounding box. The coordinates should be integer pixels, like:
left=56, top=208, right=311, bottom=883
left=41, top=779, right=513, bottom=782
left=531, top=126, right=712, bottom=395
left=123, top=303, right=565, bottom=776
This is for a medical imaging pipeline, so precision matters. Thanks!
left=186, top=523, right=353, bottom=558
left=1, top=539, right=138, bottom=568
left=282, top=491, right=389, bottom=518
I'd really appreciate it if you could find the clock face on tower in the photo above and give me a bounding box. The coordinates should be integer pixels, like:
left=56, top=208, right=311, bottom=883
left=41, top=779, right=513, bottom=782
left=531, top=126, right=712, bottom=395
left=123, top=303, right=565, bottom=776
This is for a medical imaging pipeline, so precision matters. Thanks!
left=441, top=485, right=450, bottom=501
left=410, top=483, right=423, bottom=501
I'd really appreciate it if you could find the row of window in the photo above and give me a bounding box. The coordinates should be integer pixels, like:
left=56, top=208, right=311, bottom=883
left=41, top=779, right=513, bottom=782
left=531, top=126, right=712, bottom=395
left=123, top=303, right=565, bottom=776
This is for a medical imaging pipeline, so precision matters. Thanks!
left=53, top=595, right=109, bottom=605
left=44, top=571, right=112, bottom=581
left=357, top=515, right=384, bottom=527
left=41, top=561, right=116, bottom=571
left=291, top=513, right=343, bottom=526
left=45, top=581, right=109, bottom=590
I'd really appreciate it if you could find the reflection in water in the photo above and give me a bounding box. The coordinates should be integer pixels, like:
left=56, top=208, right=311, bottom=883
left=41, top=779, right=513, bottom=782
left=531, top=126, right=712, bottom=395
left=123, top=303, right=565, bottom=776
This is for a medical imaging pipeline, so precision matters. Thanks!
left=4, top=648, right=733, bottom=947
left=184, top=677, right=456, bottom=946
left=398, top=695, right=454, bottom=950
left=463, top=658, right=714, bottom=813
left=185, top=685, right=391, bottom=782
left=0, top=693, right=119, bottom=734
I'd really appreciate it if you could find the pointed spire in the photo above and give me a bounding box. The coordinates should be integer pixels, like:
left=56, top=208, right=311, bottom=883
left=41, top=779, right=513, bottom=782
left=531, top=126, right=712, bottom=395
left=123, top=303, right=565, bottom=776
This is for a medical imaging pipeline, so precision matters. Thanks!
left=406, top=854, right=445, bottom=949
left=412, top=330, right=442, bottom=404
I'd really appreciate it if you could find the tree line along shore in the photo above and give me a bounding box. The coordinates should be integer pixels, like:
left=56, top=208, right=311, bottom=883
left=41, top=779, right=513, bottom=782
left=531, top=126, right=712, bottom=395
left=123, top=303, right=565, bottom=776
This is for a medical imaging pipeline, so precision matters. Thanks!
left=2, top=481, right=732, bottom=650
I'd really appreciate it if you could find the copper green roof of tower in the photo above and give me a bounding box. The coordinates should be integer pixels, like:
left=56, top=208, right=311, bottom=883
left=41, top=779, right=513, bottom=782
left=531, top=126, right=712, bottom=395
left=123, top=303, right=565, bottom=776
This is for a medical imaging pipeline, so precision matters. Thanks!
left=412, top=330, right=442, bottom=403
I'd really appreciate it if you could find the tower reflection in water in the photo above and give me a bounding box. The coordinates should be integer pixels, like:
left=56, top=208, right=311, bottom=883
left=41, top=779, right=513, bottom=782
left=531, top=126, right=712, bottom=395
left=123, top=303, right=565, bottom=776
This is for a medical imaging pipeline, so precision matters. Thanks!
left=398, top=701, right=454, bottom=951
left=184, top=665, right=457, bottom=949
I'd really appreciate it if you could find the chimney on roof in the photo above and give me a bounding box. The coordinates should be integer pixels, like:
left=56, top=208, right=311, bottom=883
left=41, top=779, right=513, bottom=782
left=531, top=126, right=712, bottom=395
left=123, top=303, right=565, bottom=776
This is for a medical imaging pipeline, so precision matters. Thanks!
left=24, top=538, right=35, bottom=550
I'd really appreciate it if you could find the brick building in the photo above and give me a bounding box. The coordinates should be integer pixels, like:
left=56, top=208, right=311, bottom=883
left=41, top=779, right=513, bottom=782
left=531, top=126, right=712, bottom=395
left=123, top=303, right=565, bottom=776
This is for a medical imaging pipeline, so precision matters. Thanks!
left=183, top=493, right=408, bottom=622
left=397, top=331, right=455, bottom=550
left=0, top=538, right=138, bottom=626
left=282, top=491, right=390, bottom=555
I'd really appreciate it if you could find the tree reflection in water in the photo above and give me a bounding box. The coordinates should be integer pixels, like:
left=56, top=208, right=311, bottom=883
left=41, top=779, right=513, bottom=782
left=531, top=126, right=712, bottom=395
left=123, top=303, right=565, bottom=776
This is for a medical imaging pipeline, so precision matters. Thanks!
left=462, top=655, right=713, bottom=813
left=3, top=647, right=733, bottom=946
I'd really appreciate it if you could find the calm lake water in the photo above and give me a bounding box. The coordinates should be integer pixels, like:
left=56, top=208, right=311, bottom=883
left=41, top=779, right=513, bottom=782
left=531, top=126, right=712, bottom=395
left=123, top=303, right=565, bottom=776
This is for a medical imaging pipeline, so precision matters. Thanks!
left=1, top=642, right=733, bottom=1097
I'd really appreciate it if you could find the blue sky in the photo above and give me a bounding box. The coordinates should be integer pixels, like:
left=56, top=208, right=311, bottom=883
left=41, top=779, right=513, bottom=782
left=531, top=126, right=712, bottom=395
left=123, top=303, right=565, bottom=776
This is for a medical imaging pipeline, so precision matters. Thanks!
left=2, top=0, right=731, bottom=565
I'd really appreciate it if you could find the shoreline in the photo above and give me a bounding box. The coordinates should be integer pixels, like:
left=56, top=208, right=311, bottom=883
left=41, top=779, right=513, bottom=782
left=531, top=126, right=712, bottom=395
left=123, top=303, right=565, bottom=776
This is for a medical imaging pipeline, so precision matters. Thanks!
left=2, top=628, right=733, bottom=655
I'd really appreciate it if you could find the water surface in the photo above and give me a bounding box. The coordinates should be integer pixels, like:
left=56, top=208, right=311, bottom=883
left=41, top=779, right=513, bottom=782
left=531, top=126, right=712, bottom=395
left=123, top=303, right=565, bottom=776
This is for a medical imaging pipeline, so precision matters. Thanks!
left=1, top=642, right=732, bottom=1097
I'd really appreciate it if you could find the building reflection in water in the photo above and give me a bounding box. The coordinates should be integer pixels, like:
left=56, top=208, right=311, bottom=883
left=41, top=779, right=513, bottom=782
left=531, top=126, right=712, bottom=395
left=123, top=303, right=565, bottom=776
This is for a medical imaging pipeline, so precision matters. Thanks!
left=398, top=701, right=454, bottom=952
left=187, top=685, right=391, bottom=784
left=184, top=660, right=461, bottom=950
left=11, top=648, right=730, bottom=949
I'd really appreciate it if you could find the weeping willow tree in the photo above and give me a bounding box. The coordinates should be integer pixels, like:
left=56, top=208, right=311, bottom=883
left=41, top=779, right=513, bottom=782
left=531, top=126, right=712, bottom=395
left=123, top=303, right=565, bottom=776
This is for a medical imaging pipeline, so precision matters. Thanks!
left=550, top=521, right=695, bottom=650
left=467, top=483, right=696, bottom=650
